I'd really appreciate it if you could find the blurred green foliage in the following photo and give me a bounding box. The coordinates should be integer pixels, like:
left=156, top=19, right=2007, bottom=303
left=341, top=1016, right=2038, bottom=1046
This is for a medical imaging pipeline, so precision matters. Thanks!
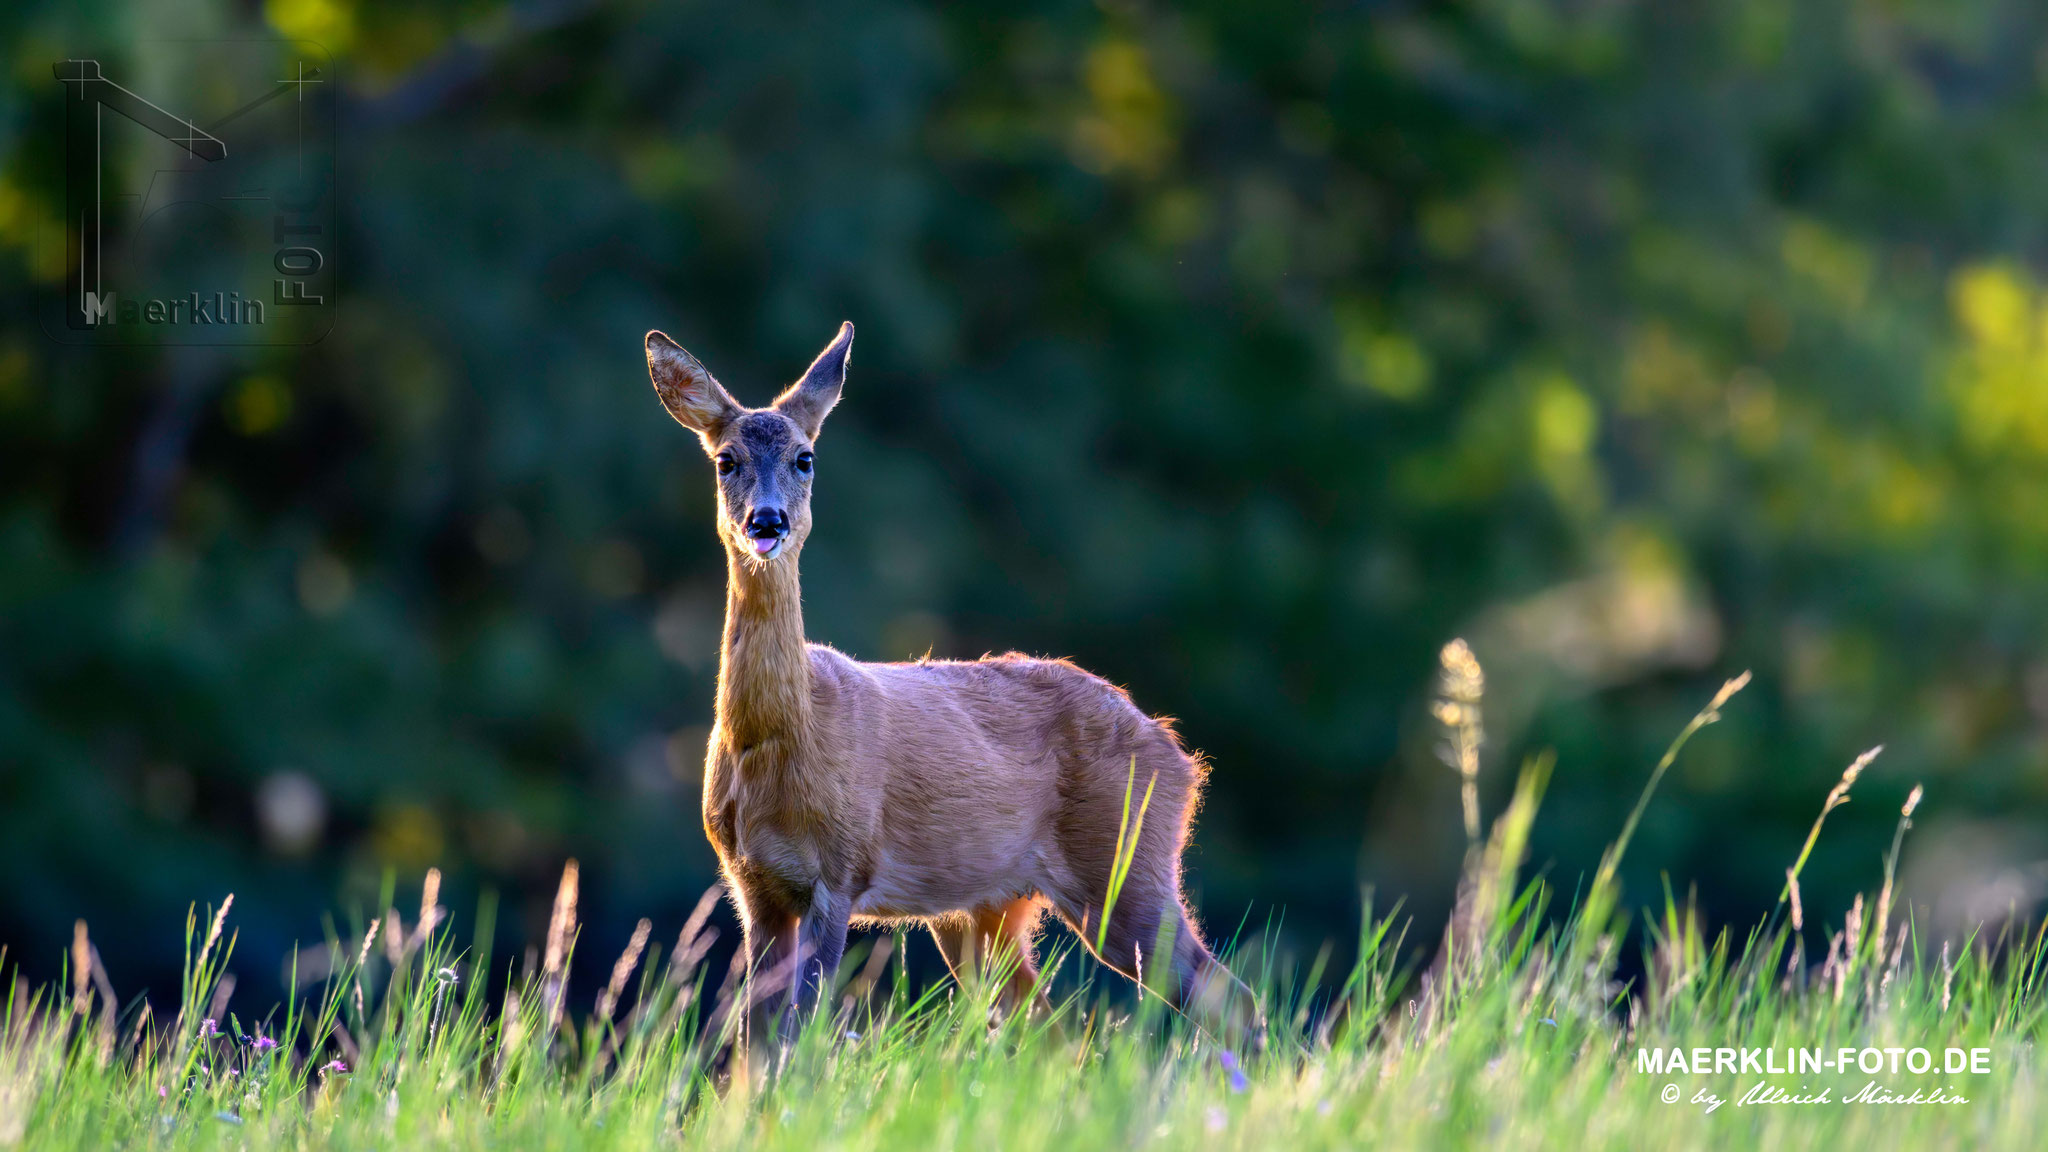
left=5, top=0, right=2048, bottom=989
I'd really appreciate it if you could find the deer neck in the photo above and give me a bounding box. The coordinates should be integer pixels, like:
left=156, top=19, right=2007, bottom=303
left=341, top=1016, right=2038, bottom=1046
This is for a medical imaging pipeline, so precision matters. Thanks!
left=716, top=545, right=812, bottom=749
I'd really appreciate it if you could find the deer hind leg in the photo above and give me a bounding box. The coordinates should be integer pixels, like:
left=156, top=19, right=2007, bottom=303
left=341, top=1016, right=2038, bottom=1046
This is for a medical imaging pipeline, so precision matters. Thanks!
left=929, top=897, right=1051, bottom=1024
left=1067, top=884, right=1264, bottom=1050
left=1049, top=751, right=1264, bottom=1047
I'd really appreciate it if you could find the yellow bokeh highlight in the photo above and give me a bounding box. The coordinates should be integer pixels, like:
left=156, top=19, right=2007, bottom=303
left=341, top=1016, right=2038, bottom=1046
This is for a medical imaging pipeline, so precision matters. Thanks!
left=228, top=375, right=293, bottom=436
left=1335, top=304, right=1431, bottom=401
left=1070, top=39, right=1174, bottom=178
left=1531, top=371, right=1601, bottom=513
left=1947, top=262, right=2048, bottom=458
left=266, top=0, right=355, bottom=55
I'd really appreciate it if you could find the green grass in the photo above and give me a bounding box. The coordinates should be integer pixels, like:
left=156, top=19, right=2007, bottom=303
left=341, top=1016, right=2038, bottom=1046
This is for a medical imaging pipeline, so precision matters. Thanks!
left=5, top=671, right=2046, bottom=1150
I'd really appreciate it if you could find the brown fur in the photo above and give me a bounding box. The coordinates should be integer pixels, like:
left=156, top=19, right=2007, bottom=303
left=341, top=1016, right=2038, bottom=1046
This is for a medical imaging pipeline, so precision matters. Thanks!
left=644, top=323, right=1256, bottom=1048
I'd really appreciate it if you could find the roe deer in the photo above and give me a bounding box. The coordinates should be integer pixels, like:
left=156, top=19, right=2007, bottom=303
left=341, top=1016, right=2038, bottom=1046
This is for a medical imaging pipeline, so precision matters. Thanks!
left=644, top=322, right=1258, bottom=1052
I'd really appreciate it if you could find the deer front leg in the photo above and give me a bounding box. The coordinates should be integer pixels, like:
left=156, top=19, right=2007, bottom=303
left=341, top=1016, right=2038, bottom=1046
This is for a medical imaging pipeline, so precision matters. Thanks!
left=734, top=879, right=851, bottom=1053
left=729, top=892, right=801, bottom=1084
left=784, top=886, right=851, bottom=1042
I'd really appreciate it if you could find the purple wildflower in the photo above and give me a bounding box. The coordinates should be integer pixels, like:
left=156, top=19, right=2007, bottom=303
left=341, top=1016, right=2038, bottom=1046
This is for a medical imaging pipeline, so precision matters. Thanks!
left=158, top=1086, right=168, bottom=1099
left=199, top=1018, right=219, bottom=1038
left=1218, top=1049, right=1247, bottom=1093
left=251, top=1035, right=278, bottom=1052
left=319, top=1059, right=348, bottom=1075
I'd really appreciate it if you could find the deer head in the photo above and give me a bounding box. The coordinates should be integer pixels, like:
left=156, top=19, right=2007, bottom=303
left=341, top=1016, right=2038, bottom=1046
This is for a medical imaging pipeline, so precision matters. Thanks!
left=645, top=322, right=852, bottom=563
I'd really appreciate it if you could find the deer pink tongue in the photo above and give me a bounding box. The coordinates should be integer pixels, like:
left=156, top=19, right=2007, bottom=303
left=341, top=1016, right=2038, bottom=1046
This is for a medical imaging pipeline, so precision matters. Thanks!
left=754, top=537, right=777, bottom=554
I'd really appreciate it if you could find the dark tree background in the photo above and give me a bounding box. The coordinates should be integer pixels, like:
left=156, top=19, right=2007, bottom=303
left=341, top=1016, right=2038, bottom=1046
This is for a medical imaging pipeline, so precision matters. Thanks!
left=5, top=0, right=2048, bottom=997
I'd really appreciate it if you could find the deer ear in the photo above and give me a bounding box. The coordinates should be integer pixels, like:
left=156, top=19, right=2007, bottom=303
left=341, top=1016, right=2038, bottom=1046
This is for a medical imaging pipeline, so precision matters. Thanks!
left=773, top=321, right=853, bottom=440
left=646, top=331, right=741, bottom=445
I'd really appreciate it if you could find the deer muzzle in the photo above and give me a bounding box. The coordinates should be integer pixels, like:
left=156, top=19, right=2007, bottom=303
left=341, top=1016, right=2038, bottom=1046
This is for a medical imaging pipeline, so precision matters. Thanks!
left=745, top=507, right=790, bottom=556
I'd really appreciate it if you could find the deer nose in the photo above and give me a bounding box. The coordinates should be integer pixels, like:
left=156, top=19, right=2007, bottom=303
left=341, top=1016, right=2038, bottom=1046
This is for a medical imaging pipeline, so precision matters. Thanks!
left=745, top=507, right=789, bottom=539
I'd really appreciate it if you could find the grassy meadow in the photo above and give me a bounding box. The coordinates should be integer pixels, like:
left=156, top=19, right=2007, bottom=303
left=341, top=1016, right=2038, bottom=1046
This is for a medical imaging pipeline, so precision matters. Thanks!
left=3, top=659, right=2045, bottom=1151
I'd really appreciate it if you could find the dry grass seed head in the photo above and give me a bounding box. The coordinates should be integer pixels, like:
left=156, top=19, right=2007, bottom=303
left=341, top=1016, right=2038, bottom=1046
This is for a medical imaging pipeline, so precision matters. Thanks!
left=597, top=918, right=653, bottom=1023
left=198, top=896, right=234, bottom=972
left=1826, top=746, right=1883, bottom=814
left=70, top=922, right=89, bottom=1015
left=1432, top=638, right=1486, bottom=844
left=545, top=860, right=580, bottom=979
left=413, top=868, right=445, bottom=947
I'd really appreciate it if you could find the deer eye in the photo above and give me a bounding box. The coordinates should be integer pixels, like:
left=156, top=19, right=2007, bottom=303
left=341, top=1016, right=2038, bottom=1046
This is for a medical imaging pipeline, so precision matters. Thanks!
left=715, top=453, right=736, bottom=476
left=794, top=451, right=814, bottom=474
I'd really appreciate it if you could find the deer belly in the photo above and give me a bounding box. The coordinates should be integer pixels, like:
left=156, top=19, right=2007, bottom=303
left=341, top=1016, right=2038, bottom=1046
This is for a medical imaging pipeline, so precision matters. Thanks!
left=850, top=845, right=1044, bottom=919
